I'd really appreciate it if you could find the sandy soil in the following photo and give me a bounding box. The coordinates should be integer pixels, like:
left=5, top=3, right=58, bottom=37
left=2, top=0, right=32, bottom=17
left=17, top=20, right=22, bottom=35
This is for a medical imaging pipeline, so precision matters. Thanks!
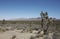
left=0, top=30, right=36, bottom=39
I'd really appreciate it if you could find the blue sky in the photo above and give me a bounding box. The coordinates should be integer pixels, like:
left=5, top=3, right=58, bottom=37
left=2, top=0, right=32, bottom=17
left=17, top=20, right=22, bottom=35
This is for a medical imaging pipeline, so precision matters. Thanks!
left=0, top=0, right=60, bottom=20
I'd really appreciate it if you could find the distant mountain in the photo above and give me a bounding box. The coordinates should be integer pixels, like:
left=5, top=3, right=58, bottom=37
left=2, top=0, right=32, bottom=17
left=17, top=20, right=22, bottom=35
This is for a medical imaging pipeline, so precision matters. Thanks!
left=0, top=17, right=60, bottom=21
left=7, top=17, right=41, bottom=21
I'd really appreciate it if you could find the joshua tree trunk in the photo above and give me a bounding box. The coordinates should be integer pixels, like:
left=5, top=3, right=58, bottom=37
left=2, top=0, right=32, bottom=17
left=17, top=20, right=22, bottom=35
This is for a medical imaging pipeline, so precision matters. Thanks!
left=41, top=18, right=43, bottom=29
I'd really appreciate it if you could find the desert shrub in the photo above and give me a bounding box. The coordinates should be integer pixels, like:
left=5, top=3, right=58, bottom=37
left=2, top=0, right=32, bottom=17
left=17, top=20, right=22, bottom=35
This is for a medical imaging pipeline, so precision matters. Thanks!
left=16, top=28, right=21, bottom=30
left=35, top=34, right=40, bottom=38
left=11, top=35, right=16, bottom=39
left=29, top=28, right=32, bottom=33
left=33, top=28, right=39, bottom=31
left=0, top=28, right=5, bottom=32
left=2, top=29, right=5, bottom=32
left=6, top=28, right=9, bottom=31
left=30, top=34, right=40, bottom=39
left=30, top=36, right=35, bottom=39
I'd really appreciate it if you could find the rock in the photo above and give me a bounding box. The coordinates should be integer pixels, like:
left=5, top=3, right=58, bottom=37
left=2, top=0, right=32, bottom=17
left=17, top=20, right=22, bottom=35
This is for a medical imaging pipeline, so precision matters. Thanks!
left=32, top=30, right=39, bottom=34
left=39, top=30, right=44, bottom=37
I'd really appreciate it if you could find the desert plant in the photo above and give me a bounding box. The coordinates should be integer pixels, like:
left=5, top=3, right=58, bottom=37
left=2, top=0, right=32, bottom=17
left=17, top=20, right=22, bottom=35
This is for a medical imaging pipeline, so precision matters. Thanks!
left=30, top=36, right=35, bottom=39
left=0, top=28, right=5, bottom=32
left=2, top=19, right=5, bottom=24
left=40, top=11, right=54, bottom=34
left=11, top=35, right=16, bottom=39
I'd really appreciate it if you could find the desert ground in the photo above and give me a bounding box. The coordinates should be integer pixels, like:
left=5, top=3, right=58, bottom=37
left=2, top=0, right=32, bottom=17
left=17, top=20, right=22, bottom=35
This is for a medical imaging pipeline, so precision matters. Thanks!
left=0, top=29, right=48, bottom=39
left=0, top=30, right=40, bottom=39
left=0, top=28, right=60, bottom=39
left=0, top=30, right=33, bottom=39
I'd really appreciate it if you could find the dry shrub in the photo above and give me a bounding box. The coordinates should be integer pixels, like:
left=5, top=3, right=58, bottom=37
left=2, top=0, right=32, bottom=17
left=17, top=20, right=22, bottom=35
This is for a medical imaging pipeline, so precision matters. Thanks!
left=30, top=36, right=35, bottom=39
left=0, top=28, right=5, bottom=32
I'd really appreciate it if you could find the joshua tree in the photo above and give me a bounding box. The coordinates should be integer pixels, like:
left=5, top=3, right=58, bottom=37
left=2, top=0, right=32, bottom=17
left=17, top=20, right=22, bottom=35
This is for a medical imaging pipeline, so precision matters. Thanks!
left=2, top=19, right=5, bottom=24
left=40, top=11, right=54, bottom=34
